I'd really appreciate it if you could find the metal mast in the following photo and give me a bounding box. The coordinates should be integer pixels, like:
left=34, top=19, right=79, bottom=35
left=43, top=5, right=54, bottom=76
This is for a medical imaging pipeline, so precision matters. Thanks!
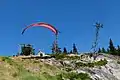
left=55, top=34, right=58, bottom=53
left=91, top=22, right=103, bottom=53
left=51, top=34, right=59, bottom=54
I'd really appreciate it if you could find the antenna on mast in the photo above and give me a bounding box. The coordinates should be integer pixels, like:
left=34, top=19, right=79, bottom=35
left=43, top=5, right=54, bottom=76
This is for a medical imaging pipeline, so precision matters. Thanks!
left=91, top=22, right=103, bottom=53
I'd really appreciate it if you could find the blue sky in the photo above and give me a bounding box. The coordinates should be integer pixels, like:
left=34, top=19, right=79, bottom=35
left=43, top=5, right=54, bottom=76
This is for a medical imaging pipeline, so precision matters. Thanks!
left=0, top=0, right=120, bottom=56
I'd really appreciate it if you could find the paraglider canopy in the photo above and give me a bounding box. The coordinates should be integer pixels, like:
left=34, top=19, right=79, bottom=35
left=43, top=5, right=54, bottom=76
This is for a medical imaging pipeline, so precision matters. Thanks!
left=22, top=22, right=59, bottom=54
left=22, top=22, right=58, bottom=35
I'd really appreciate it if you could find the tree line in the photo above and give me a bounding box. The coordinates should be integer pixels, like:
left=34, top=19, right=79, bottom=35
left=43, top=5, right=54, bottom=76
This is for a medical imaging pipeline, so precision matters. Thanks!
left=98, top=38, right=120, bottom=56
left=52, top=38, right=120, bottom=56
left=51, top=43, right=78, bottom=54
left=18, top=43, right=79, bottom=56
left=18, top=38, right=120, bottom=56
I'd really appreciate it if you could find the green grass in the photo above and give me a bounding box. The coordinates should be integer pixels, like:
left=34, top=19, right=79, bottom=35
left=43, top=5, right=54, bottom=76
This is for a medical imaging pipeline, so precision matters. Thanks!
left=1, top=57, right=14, bottom=65
left=94, top=59, right=108, bottom=66
left=50, top=53, right=81, bottom=60
left=75, top=59, right=108, bottom=68
left=0, top=56, right=93, bottom=80
left=0, top=56, right=61, bottom=80
left=56, top=72, right=92, bottom=80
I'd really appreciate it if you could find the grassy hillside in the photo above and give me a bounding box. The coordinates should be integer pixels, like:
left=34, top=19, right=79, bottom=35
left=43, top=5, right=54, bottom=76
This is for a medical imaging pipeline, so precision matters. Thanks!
left=0, top=56, right=92, bottom=80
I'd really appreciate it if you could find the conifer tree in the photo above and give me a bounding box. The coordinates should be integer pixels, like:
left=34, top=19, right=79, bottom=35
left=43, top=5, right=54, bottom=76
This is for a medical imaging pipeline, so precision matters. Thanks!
left=73, top=43, right=78, bottom=54
left=98, top=48, right=101, bottom=53
left=107, top=48, right=109, bottom=53
left=70, top=50, right=73, bottom=54
left=101, top=47, right=106, bottom=53
left=117, top=45, right=120, bottom=56
left=20, top=44, right=35, bottom=56
left=63, top=47, right=67, bottom=54
left=109, top=38, right=116, bottom=55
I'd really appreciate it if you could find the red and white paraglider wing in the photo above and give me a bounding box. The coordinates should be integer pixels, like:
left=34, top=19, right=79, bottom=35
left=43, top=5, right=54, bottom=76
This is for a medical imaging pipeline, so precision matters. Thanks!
left=22, top=22, right=58, bottom=35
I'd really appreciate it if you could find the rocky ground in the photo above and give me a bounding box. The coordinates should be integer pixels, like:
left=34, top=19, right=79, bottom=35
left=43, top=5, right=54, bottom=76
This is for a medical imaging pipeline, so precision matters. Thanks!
left=62, top=53, right=120, bottom=80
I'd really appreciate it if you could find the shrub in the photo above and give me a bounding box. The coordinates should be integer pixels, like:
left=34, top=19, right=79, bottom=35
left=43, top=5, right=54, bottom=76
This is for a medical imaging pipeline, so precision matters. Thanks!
left=87, top=63, right=94, bottom=67
left=94, top=59, right=108, bottom=66
left=56, top=74, right=63, bottom=80
left=75, top=62, right=85, bottom=68
left=66, top=56, right=80, bottom=60
left=65, top=67, right=72, bottom=72
left=12, top=72, right=18, bottom=77
left=117, top=61, right=120, bottom=64
left=33, top=60, right=39, bottom=63
left=59, top=72, right=92, bottom=80
left=77, top=73, right=92, bottom=80
left=50, top=53, right=66, bottom=60
left=2, top=57, right=13, bottom=65
left=75, top=59, right=107, bottom=68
